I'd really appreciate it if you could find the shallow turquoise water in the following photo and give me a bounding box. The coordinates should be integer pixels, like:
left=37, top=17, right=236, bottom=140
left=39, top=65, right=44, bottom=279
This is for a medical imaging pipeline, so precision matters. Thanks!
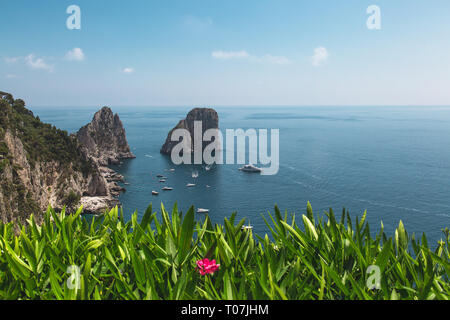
left=32, top=106, right=450, bottom=244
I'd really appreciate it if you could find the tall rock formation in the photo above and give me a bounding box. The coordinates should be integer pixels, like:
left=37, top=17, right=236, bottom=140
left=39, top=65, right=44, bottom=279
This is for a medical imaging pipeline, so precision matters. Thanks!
left=0, top=93, right=110, bottom=224
left=77, top=107, right=135, bottom=165
left=76, top=107, right=136, bottom=213
left=0, top=93, right=136, bottom=224
left=160, top=108, right=219, bottom=155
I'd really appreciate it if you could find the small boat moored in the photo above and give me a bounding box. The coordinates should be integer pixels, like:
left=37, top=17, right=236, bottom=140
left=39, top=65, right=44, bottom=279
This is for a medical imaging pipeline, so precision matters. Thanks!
left=162, top=187, right=173, bottom=191
left=186, top=183, right=196, bottom=187
left=152, top=191, right=159, bottom=195
left=238, top=164, right=262, bottom=173
left=197, top=208, right=209, bottom=214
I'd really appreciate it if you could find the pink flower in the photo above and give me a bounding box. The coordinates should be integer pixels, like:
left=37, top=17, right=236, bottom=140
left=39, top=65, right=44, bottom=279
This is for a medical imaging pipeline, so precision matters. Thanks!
left=196, top=258, right=220, bottom=276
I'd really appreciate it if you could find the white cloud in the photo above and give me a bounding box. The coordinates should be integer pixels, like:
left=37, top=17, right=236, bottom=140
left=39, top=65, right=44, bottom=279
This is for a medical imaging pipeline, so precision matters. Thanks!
left=184, top=15, right=213, bottom=30
left=25, top=54, right=54, bottom=72
left=312, top=47, right=329, bottom=67
left=212, top=50, right=250, bottom=60
left=5, top=74, right=20, bottom=79
left=212, top=50, right=291, bottom=65
left=65, top=48, right=85, bottom=61
left=122, top=67, right=134, bottom=74
left=5, top=57, right=20, bottom=64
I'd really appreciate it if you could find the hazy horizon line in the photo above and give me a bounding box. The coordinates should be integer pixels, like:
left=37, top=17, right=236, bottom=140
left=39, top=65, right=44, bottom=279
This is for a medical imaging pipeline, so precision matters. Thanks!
left=29, top=104, right=450, bottom=109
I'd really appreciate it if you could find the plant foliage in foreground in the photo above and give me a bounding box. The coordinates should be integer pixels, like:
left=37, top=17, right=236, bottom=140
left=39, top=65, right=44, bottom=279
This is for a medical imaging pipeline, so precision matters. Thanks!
left=0, top=203, right=449, bottom=300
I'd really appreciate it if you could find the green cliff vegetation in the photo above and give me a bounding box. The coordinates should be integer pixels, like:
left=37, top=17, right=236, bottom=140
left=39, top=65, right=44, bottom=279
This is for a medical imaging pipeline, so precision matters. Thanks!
left=0, top=203, right=448, bottom=300
left=0, top=92, right=93, bottom=174
left=0, top=92, right=97, bottom=222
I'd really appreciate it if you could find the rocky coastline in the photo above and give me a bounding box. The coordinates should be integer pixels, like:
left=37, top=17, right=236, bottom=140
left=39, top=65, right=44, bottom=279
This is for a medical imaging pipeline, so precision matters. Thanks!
left=76, top=107, right=135, bottom=214
left=0, top=93, right=136, bottom=223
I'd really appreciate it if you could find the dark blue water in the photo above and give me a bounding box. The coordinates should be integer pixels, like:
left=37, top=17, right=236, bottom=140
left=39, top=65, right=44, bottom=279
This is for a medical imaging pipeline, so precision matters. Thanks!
left=32, top=106, right=450, bottom=244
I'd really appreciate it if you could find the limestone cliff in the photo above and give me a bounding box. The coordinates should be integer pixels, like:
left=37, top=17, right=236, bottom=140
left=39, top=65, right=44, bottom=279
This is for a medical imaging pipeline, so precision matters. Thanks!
left=76, top=107, right=136, bottom=214
left=160, top=108, right=219, bottom=155
left=0, top=93, right=136, bottom=224
left=0, top=93, right=110, bottom=224
left=77, top=107, right=135, bottom=165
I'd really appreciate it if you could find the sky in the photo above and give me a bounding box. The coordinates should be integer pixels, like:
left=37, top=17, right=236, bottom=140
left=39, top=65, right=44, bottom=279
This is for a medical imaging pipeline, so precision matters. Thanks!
left=1, top=0, right=450, bottom=107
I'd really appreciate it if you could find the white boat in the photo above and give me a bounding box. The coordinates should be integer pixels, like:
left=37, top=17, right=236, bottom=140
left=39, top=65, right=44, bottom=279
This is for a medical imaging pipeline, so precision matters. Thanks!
left=192, top=170, right=199, bottom=178
left=197, top=208, right=209, bottom=214
left=238, top=164, right=262, bottom=173
left=156, top=174, right=164, bottom=178
left=159, top=179, right=166, bottom=183
left=242, top=222, right=253, bottom=230
left=186, top=183, right=196, bottom=187
left=169, top=168, right=175, bottom=172
left=162, top=187, right=173, bottom=191
left=152, top=191, right=159, bottom=195
left=205, top=165, right=211, bottom=171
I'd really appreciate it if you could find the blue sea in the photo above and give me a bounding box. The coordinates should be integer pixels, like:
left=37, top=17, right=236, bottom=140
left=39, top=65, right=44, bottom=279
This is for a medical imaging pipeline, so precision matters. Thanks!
left=32, top=106, right=450, bottom=245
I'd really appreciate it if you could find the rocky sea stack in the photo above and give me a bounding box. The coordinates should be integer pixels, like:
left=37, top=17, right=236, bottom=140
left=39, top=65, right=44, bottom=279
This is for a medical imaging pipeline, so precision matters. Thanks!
left=160, top=108, right=219, bottom=155
left=77, top=107, right=135, bottom=165
left=76, top=107, right=136, bottom=214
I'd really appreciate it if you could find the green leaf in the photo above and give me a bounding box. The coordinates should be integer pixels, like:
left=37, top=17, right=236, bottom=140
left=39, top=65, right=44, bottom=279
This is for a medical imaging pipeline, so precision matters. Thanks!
left=85, top=239, right=104, bottom=251
left=178, top=206, right=195, bottom=264
left=302, top=215, right=318, bottom=241
left=131, top=250, right=146, bottom=285
left=375, top=239, right=392, bottom=272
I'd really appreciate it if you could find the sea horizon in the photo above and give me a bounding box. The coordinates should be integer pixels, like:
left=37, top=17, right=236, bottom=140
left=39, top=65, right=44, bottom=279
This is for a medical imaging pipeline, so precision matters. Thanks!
left=28, top=105, right=450, bottom=246
left=2, top=0, right=450, bottom=302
